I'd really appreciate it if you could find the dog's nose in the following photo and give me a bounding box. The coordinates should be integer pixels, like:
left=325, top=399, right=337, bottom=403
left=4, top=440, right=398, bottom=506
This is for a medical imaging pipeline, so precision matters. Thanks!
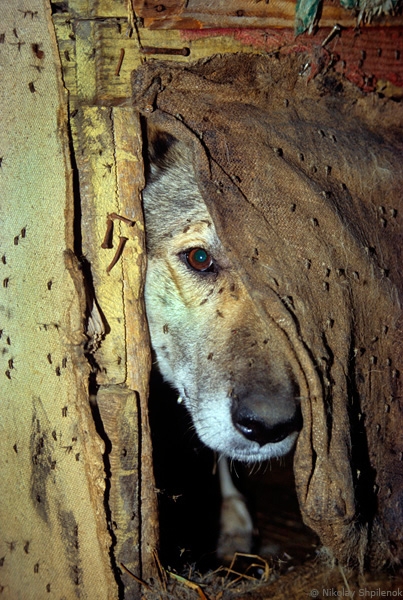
left=231, top=398, right=302, bottom=447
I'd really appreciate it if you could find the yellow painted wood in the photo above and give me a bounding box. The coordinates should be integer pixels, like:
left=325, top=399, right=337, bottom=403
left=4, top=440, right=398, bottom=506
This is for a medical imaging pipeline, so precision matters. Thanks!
left=71, top=106, right=129, bottom=385
left=112, top=107, right=158, bottom=582
left=54, top=2, right=159, bottom=589
left=0, top=1, right=117, bottom=598
left=70, top=103, right=157, bottom=590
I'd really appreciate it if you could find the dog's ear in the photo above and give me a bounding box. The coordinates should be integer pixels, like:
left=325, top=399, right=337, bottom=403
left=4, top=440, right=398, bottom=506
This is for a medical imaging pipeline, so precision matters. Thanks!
left=146, top=124, right=178, bottom=169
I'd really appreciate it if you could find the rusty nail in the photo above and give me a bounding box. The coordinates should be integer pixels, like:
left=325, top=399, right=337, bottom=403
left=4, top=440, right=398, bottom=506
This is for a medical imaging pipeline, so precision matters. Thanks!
left=106, top=236, right=129, bottom=273
left=101, top=217, right=114, bottom=249
left=115, top=48, right=125, bottom=76
left=108, top=212, right=135, bottom=226
left=140, top=46, right=190, bottom=57
left=321, top=24, right=342, bottom=48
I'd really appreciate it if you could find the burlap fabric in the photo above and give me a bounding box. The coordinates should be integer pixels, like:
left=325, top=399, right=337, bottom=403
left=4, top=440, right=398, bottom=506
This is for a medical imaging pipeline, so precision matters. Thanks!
left=132, top=54, right=403, bottom=569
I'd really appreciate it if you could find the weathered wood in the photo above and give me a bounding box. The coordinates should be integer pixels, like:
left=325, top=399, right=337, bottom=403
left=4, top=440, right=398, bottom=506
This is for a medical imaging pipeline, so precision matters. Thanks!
left=0, top=1, right=157, bottom=596
left=71, top=106, right=129, bottom=384
left=112, top=108, right=159, bottom=584
left=0, top=1, right=117, bottom=597
left=54, top=9, right=403, bottom=106
left=97, top=386, right=141, bottom=598
left=69, top=101, right=156, bottom=590
left=60, top=2, right=159, bottom=584
left=133, top=0, right=403, bottom=29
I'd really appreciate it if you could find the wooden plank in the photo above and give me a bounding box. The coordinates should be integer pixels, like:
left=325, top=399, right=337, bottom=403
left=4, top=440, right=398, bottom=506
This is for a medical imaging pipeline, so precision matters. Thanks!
left=133, top=0, right=403, bottom=29
left=70, top=104, right=157, bottom=591
left=97, top=386, right=141, bottom=598
left=0, top=1, right=118, bottom=597
left=112, top=107, right=159, bottom=584
left=71, top=106, right=129, bottom=385
left=54, top=0, right=159, bottom=589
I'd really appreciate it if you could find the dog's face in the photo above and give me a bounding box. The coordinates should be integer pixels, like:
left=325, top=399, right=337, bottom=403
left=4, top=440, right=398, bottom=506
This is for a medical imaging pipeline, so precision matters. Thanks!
left=142, top=131, right=302, bottom=463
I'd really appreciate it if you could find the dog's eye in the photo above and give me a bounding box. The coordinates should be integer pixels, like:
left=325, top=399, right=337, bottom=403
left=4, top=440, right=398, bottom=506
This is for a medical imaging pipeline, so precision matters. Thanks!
left=185, top=248, right=215, bottom=272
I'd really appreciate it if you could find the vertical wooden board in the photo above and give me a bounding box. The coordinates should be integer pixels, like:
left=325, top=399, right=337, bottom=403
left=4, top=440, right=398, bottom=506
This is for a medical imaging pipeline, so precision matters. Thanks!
left=52, top=14, right=78, bottom=97
left=94, top=19, right=144, bottom=102
left=111, top=108, right=147, bottom=398
left=0, top=1, right=117, bottom=598
left=71, top=103, right=156, bottom=590
left=75, top=18, right=98, bottom=102
left=112, top=108, right=158, bottom=581
left=71, top=106, right=128, bottom=385
left=86, top=107, right=156, bottom=595
left=53, top=3, right=158, bottom=592
left=97, top=386, right=141, bottom=598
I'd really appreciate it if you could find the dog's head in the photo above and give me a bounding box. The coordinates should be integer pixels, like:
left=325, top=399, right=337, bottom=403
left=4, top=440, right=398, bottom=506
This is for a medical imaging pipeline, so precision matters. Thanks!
left=142, top=129, right=302, bottom=463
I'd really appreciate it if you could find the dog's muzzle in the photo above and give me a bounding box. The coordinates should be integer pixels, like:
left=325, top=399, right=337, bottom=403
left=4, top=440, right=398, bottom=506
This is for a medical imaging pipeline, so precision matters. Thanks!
left=231, top=393, right=302, bottom=447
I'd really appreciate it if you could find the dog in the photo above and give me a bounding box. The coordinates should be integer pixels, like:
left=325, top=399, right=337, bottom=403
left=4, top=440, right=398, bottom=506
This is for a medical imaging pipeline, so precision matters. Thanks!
left=142, top=127, right=303, bottom=559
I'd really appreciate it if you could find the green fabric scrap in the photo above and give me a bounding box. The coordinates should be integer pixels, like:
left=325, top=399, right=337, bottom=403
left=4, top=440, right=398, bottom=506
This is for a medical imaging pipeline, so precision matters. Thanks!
left=295, top=0, right=401, bottom=33
left=339, top=0, right=357, bottom=8
left=295, top=0, right=322, bottom=35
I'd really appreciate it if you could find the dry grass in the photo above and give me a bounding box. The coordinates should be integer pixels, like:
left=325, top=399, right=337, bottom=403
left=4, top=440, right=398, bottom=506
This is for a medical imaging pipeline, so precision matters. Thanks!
left=124, top=550, right=403, bottom=600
